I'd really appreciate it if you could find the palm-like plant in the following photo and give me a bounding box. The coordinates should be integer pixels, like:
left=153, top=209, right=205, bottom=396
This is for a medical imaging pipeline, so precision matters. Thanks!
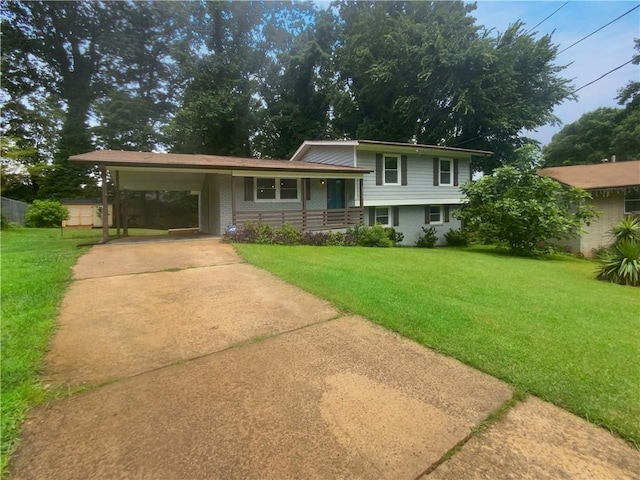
left=609, top=216, right=640, bottom=244
left=597, top=216, right=640, bottom=287
left=596, top=239, right=640, bottom=287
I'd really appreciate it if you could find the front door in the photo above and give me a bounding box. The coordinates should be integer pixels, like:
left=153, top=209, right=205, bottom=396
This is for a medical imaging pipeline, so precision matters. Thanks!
left=327, top=179, right=345, bottom=209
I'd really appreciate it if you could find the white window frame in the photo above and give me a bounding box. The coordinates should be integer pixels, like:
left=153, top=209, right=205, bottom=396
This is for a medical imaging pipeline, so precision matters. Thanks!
left=255, top=178, right=301, bottom=202
left=440, top=159, right=453, bottom=186
left=383, top=154, right=401, bottom=186
left=429, top=205, right=443, bottom=224
left=375, top=206, right=391, bottom=226
left=624, top=190, right=640, bottom=214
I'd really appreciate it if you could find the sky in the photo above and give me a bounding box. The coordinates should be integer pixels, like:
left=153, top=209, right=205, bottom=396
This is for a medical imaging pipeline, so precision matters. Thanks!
left=470, top=1, right=639, bottom=146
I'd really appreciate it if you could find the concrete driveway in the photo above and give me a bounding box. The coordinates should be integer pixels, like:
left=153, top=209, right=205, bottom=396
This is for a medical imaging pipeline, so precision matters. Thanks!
left=9, top=238, right=639, bottom=479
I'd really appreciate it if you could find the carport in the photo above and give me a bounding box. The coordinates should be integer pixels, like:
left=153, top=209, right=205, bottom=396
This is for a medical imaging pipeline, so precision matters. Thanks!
left=69, top=150, right=371, bottom=243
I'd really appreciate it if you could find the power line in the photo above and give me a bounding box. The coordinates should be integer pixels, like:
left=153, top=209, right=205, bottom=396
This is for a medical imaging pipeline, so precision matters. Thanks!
left=557, top=4, right=640, bottom=55
left=525, top=2, right=569, bottom=35
left=570, top=59, right=636, bottom=95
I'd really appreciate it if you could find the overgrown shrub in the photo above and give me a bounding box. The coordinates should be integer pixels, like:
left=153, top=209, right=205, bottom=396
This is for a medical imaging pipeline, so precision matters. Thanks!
left=25, top=200, right=69, bottom=228
left=347, top=224, right=393, bottom=247
left=1, top=213, right=8, bottom=230
left=272, top=223, right=302, bottom=245
left=444, top=228, right=469, bottom=246
left=385, top=227, right=404, bottom=246
left=596, top=216, right=640, bottom=287
left=416, top=226, right=438, bottom=248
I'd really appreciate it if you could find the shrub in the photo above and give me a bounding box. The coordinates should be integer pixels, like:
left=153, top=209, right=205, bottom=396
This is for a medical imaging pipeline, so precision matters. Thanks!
left=444, top=228, right=469, bottom=246
left=416, top=226, right=438, bottom=248
left=25, top=200, right=69, bottom=228
left=224, top=222, right=359, bottom=247
left=302, top=231, right=357, bottom=246
left=1, top=213, right=8, bottom=230
left=385, top=227, right=404, bottom=246
left=596, top=239, right=640, bottom=287
left=223, top=222, right=273, bottom=244
left=272, top=223, right=302, bottom=245
left=346, top=224, right=393, bottom=247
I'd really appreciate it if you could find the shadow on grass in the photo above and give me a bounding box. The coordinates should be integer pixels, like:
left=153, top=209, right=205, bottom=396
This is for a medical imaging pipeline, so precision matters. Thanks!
left=455, top=244, right=590, bottom=264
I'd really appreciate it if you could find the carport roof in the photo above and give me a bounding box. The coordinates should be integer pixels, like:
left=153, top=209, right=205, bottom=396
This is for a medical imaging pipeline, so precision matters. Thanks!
left=69, top=150, right=371, bottom=175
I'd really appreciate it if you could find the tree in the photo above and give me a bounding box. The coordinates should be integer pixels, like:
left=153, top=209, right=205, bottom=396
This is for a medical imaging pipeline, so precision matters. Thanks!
left=542, top=108, right=623, bottom=166
left=612, top=41, right=640, bottom=161
left=2, top=1, right=122, bottom=198
left=255, top=8, right=336, bottom=158
left=456, top=149, right=597, bottom=255
left=331, top=1, right=572, bottom=171
left=91, top=2, right=189, bottom=152
left=2, top=1, right=186, bottom=197
left=543, top=40, right=640, bottom=167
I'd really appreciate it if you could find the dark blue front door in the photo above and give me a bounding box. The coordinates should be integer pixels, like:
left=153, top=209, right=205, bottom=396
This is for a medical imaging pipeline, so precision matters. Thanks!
left=327, top=179, right=345, bottom=209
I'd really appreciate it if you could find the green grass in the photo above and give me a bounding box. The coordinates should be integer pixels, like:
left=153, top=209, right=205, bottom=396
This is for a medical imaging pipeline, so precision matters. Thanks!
left=234, top=244, right=640, bottom=446
left=0, top=227, right=163, bottom=473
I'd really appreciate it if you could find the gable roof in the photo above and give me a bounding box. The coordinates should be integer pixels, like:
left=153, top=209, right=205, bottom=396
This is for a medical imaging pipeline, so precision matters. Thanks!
left=538, top=161, right=640, bottom=190
left=69, top=150, right=371, bottom=175
left=290, top=140, right=493, bottom=162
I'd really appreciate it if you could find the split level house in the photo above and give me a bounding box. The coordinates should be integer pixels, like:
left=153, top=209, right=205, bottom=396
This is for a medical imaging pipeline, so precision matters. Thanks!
left=69, top=140, right=493, bottom=245
left=538, top=160, right=640, bottom=257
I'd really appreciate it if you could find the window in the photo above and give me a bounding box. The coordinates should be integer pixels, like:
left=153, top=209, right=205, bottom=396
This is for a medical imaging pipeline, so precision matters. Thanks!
left=256, top=178, right=299, bottom=201
left=429, top=205, right=442, bottom=224
left=440, top=159, right=452, bottom=185
left=384, top=155, right=399, bottom=185
left=279, top=179, right=298, bottom=199
left=375, top=207, right=390, bottom=225
left=625, top=190, right=640, bottom=214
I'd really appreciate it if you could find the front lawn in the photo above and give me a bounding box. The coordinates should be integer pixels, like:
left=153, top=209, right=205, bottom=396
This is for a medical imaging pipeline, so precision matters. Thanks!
left=234, top=244, right=640, bottom=446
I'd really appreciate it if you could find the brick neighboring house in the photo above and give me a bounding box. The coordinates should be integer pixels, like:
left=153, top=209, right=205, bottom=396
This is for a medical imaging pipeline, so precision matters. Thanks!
left=538, top=160, right=640, bottom=257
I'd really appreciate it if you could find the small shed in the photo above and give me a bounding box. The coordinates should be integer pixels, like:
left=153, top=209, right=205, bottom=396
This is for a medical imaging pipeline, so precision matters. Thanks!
left=61, top=199, right=113, bottom=229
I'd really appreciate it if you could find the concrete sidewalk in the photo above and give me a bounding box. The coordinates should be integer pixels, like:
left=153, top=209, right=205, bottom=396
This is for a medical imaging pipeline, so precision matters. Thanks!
left=9, top=239, right=639, bottom=479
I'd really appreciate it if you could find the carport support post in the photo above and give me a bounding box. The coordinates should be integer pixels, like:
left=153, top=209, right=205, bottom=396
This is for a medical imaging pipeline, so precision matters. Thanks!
left=101, top=165, right=109, bottom=244
left=123, top=190, right=129, bottom=236
left=115, top=170, right=121, bottom=238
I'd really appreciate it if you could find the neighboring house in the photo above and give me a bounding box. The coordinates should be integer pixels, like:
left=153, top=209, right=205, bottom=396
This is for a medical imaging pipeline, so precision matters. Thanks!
left=61, top=199, right=113, bottom=228
left=69, top=140, right=491, bottom=245
left=538, top=160, right=640, bottom=257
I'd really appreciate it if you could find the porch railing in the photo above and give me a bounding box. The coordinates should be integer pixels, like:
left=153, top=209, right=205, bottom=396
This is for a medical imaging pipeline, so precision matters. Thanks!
left=232, top=207, right=364, bottom=231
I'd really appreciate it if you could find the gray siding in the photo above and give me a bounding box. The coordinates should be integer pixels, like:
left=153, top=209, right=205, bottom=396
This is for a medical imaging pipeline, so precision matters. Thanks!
left=299, top=145, right=355, bottom=166
left=358, top=150, right=470, bottom=205
left=233, top=177, right=330, bottom=212
left=367, top=205, right=462, bottom=246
